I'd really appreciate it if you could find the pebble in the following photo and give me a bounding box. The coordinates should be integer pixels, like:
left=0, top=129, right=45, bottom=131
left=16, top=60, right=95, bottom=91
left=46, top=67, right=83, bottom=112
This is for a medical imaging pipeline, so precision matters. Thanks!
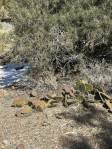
left=55, top=113, right=64, bottom=119
left=16, top=144, right=25, bottom=149
left=41, top=120, right=50, bottom=126
left=2, top=140, right=10, bottom=146
left=11, top=86, right=16, bottom=90
left=30, top=89, right=38, bottom=97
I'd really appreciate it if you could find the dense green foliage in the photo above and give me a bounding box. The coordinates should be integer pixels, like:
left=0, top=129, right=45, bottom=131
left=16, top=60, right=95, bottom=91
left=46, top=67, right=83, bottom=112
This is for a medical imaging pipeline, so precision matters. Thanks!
left=0, top=0, right=13, bottom=7
left=8, top=0, right=112, bottom=73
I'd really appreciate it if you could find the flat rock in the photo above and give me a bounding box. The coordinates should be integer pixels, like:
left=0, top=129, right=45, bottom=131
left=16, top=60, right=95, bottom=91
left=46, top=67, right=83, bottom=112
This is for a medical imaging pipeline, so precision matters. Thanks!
left=62, top=85, right=75, bottom=96
left=16, top=144, right=25, bottom=149
left=15, top=106, right=32, bottom=117
left=30, top=89, right=38, bottom=97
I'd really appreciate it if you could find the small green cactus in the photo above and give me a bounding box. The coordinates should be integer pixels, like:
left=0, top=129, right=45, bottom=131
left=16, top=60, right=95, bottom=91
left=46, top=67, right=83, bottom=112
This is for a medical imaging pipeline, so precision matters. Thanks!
left=85, top=83, right=93, bottom=92
left=76, top=95, right=85, bottom=104
left=11, top=99, right=29, bottom=107
left=76, top=80, right=86, bottom=93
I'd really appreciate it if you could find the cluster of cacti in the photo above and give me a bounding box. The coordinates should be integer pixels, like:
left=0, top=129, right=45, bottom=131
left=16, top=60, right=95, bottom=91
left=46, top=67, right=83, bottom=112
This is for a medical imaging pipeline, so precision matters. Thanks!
left=11, top=95, right=63, bottom=117
left=62, top=78, right=112, bottom=113
left=11, top=78, right=112, bottom=117
left=61, top=79, right=94, bottom=108
left=76, top=79, right=93, bottom=93
left=12, top=99, right=48, bottom=117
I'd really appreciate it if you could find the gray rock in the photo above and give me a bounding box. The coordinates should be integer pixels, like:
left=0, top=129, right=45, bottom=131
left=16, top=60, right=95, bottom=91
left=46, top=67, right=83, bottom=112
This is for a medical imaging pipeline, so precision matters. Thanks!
left=2, top=139, right=10, bottom=146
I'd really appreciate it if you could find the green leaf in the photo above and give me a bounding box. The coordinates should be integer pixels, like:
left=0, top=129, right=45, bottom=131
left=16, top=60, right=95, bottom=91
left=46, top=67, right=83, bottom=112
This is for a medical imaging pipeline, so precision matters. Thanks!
left=105, top=99, right=112, bottom=110
left=76, top=95, right=85, bottom=104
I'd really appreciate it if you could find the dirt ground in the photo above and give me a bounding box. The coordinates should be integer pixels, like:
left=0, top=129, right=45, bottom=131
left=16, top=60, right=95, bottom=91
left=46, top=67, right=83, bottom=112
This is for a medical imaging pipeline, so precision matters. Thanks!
left=0, top=81, right=112, bottom=149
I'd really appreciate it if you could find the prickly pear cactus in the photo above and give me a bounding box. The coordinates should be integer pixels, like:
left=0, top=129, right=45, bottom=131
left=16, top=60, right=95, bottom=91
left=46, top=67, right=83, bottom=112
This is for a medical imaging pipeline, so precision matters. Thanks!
left=11, top=99, right=29, bottom=107
left=76, top=79, right=86, bottom=93
left=76, top=94, right=85, bottom=104
left=85, top=84, right=93, bottom=92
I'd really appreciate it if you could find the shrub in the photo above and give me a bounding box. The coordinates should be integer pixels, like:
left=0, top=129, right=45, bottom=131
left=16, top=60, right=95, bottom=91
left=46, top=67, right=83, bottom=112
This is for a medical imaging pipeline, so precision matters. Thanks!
left=8, top=0, right=112, bottom=74
left=0, top=0, right=13, bottom=20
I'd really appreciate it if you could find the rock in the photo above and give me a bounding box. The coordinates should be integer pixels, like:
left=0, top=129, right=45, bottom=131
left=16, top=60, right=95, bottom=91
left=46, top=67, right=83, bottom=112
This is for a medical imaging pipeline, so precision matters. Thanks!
left=55, top=113, right=64, bottom=119
left=46, top=93, right=56, bottom=99
left=16, top=144, right=25, bottom=149
left=11, top=86, right=16, bottom=90
left=62, top=85, right=75, bottom=97
left=30, top=89, right=38, bottom=97
left=16, top=106, right=32, bottom=117
left=41, top=120, right=50, bottom=126
left=29, top=100, right=47, bottom=112
left=2, top=140, right=10, bottom=146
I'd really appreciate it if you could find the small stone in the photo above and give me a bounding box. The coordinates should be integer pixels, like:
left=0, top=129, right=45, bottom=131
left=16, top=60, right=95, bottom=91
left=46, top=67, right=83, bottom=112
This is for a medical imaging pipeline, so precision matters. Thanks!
left=41, top=120, right=50, bottom=126
left=46, top=93, right=56, bottom=99
left=30, top=89, right=38, bottom=97
left=16, top=144, right=25, bottom=149
left=55, top=113, right=64, bottom=119
left=11, top=86, right=16, bottom=90
left=62, top=85, right=75, bottom=96
left=2, top=140, right=9, bottom=146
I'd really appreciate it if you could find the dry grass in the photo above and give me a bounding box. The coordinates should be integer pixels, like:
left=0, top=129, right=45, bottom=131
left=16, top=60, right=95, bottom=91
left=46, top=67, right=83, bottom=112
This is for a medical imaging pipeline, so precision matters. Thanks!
left=80, top=59, right=112, bottom=92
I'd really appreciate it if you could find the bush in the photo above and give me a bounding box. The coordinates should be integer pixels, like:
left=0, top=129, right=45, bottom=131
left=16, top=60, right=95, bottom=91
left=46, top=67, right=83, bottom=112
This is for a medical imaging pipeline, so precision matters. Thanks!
left=0, top=0, right=14, bottom=6
left=0, top=0, right=13, bottom=20
left=8, top=0, right=112, bottom=74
